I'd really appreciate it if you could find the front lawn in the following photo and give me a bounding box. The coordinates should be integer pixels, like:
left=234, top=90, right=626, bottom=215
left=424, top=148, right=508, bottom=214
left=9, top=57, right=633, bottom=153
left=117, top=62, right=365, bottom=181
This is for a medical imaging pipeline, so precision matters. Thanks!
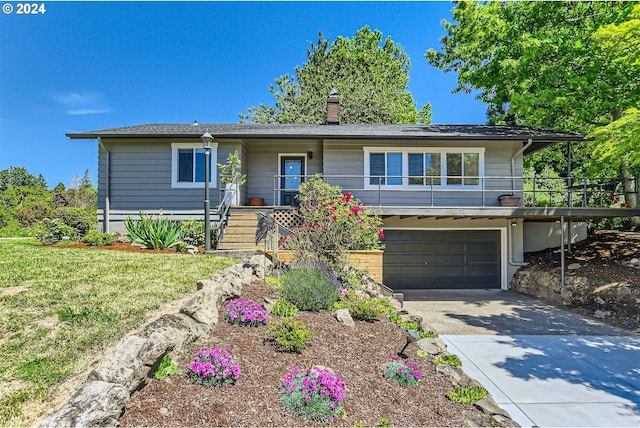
left=0, top=239, right=237, bottom=426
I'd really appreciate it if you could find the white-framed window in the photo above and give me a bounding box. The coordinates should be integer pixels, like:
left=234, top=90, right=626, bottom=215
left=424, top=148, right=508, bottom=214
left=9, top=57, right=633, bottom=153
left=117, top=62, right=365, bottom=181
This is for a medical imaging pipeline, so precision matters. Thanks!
left=364, top=147, right=484, bottom=189
left=171, top=142, right=218, bottom=188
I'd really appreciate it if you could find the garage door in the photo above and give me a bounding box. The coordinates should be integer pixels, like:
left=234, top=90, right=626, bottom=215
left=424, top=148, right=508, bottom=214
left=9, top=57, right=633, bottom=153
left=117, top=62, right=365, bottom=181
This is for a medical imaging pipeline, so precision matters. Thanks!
left=383, top=230, right=501, bottom=290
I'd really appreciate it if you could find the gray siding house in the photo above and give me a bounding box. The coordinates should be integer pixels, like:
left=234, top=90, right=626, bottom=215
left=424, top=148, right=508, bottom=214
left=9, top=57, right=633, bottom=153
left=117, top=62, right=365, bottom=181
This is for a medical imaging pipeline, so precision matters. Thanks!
left=68, top=99, right=640, bottom=294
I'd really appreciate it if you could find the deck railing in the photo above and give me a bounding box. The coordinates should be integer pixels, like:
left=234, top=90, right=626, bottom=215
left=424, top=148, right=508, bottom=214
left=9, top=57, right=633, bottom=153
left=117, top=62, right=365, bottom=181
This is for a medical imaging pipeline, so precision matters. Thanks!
left=272, top=174, right=639, bottom=208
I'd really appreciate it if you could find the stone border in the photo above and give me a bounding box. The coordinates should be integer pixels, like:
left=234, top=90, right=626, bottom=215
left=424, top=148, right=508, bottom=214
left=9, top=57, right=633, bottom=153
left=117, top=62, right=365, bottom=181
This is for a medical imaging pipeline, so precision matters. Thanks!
left=37, top=256, right=517, bottom=427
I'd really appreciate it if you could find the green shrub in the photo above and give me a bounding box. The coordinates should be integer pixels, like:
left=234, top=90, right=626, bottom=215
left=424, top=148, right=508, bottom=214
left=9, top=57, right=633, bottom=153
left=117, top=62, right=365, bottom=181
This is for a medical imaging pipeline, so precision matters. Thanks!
left=81, top=230, right=115, bottom=247
left=17, top=200, right=53, bottom=227
left=35, top=218, right=75, bottom=244
left=267, top=317, right=316, bottom=353
left=279, top=263, right=340, bottom=311
left=418, top=330, right=437, bottom=339
left=271, top=299, right=299, bottom=317
left=124, top=212, right=184, bottom=250
left=154, top=356, right=179, bottom=380
left=181, top=219, right=217, bottom=247
left=446, top=385, right=488, bottom=404
left=53, top=207, right=96, bottom=238
left=388, top=313, right=402, bottom=324
left=399, top=321, right=419, bottom=331
left=432, top=354, right=462, bottom=367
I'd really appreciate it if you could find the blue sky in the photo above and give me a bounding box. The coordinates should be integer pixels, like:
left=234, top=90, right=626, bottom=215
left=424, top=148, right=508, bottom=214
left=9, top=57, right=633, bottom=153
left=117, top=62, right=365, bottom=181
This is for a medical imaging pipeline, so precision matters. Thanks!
left=0, top=0, right=486, bottom=187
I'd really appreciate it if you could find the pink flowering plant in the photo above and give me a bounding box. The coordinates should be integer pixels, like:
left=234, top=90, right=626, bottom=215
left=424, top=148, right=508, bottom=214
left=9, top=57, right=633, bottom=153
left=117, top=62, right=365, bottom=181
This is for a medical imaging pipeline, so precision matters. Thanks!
left=380, top=355, right=422, bottom=387
left=334, top=265, right=394, bottom=321
left=281, top=176, right=384, bottom=267
left=222, top=298, right=269, bottom=327
left=187, top=348, right=241, bottom=388
left=279, top=365, right=346, bottom=423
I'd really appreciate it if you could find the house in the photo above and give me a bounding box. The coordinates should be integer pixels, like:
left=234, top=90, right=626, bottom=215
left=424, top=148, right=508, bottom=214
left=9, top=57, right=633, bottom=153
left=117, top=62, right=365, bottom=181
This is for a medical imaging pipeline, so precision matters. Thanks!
left=67, top=95, right=640, bottom=295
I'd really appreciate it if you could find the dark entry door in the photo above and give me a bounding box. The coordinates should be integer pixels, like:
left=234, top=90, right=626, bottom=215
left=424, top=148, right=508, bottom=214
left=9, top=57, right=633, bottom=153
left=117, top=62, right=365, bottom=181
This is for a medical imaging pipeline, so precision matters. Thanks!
left=383, top=230, right=501, bottom=291
left=280, top=156, right=305, bottom=206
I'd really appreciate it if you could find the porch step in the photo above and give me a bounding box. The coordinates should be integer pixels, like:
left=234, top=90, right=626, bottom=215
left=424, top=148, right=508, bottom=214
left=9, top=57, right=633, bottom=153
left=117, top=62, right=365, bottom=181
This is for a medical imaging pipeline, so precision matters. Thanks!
left=217, top=211, right=260, bottom=251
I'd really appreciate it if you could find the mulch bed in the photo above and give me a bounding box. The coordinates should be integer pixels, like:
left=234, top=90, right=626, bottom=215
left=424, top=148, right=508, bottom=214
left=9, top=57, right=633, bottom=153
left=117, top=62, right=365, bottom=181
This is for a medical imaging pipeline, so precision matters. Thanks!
left=62, top=242, right=201, bottom=254
left=118, top=281, right=492, bottom=427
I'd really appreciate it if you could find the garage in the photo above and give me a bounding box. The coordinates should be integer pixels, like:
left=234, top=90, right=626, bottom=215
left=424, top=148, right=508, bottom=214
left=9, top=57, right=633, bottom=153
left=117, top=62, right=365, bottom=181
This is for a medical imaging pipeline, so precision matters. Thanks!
left=382, top=230, right=501, bottom=290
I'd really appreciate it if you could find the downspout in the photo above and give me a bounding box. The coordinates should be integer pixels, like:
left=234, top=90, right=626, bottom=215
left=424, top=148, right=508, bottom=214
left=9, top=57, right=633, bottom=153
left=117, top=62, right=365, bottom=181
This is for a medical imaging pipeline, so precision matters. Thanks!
left=508, top=139, right=532, bottom=269
left=511, top=138, right=533, bottom=192
left=98, top=138, right=110, bottom=233
left=507, top=219, right=527, bottom=267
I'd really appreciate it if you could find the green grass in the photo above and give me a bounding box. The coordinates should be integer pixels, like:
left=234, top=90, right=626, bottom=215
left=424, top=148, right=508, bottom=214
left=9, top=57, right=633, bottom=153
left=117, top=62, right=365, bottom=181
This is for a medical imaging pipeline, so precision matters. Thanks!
left=0, top=239, right=237, bottom=426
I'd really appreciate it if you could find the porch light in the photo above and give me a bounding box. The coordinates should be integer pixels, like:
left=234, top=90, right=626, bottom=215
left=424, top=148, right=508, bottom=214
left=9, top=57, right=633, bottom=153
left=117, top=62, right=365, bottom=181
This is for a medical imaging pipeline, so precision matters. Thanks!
left=397, top=329, right=420, bottom=359
left=201, top=131, right=213, bottom=149
left=201, top=131, right=214, bottom=252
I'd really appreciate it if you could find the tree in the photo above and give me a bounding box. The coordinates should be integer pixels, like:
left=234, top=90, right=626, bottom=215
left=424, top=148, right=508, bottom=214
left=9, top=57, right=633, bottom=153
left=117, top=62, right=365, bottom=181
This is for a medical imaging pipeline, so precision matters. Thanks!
left=0, top=166, right=48, bottom=192
left=425, top=1, right=638, bottom=211
left=241, top=26, right=431, bottom=124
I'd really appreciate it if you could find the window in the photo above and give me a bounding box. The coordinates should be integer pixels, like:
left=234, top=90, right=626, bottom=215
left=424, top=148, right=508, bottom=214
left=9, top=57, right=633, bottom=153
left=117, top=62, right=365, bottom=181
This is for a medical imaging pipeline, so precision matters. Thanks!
left=370, top=152, right=402, bottom=185
left=409, top=153, right=441, bottom=185
left=364, top=147, right=483, bottom=189
left=171, top=143, right=218, bottom=188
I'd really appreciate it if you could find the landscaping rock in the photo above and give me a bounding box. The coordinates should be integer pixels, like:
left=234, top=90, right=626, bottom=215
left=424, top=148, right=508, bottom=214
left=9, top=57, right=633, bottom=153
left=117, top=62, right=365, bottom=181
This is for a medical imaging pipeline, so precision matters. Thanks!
left=475, top=396, right=511, bottom=418
left=492, top=414, right=521, bottom=427
left=180, top=287, right=220, bottom=326
left=247, top=254, right=274, bottom=279
left=416, top=338, right=446, bottom=355
left=567, top=263, right=581, bottom=270
left=186, top=245, right=200, bottom=255
left=334, top=309, right=355, bottom=327
left=436, top=364, right=482, bottom=388
left=37, top=381, right=129, bottom=428
left=225, top=263, right=255, bottom=285
left=87, top=332, right=175, bottom=394
left=263, top=297, right=274, bottom=313
left=594, top=309, right=612, bottom=319
left=400, top=313, right=423, bottom=325
left=139, top=313, right=207, bottom=350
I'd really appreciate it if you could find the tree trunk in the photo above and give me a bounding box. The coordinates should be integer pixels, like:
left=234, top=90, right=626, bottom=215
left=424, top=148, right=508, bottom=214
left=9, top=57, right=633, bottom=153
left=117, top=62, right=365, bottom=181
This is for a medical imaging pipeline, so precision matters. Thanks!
left=620, top=161, right=639, bottom=227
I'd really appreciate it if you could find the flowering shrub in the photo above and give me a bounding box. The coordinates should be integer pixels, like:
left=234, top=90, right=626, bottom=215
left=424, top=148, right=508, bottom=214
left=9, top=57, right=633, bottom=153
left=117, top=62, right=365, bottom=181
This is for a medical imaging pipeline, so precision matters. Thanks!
left=380, top=355, right=422, bottom=387
left=222, top=298, right=269, bottom=327
left=187, top=348, right=241, bottom=388
left=280, top=365, right=346, bottom=423
left=281, top=176, right=383, bottom=267
left=278, top=262, right=340, bottom=311
left=334, top=265, right=394, bottom=321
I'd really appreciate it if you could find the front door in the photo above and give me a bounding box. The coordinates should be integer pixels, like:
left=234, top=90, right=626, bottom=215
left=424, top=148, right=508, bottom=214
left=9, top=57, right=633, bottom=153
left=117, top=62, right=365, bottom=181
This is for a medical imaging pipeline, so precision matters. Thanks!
left=280, top=156, right=305, bottom=206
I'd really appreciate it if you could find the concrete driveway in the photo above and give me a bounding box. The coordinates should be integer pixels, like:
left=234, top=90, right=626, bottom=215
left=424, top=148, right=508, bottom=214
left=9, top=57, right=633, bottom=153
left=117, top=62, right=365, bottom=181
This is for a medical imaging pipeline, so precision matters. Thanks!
left=403, top=290, right=640, bottom=427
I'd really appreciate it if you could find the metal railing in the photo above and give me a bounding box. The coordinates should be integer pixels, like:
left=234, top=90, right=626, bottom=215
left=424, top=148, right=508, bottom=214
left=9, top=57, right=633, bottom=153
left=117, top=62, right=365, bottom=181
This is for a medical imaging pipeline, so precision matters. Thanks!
left=214, top=175, right=239, bottom=244
left=272, top=174, right=638, bottom=209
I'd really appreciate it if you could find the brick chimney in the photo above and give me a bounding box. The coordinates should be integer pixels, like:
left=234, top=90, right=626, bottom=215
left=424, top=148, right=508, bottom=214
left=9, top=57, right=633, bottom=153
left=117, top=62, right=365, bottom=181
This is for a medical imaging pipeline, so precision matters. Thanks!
left=326, top=88, right=339, bottom=125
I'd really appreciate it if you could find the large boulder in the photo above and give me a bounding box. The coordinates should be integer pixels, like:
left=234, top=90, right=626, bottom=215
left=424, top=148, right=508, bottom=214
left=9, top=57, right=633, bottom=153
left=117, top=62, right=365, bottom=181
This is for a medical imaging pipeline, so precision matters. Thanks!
left=36, top=381, right=129, bottom=428
left=180, top=287, right=220, bottom=326
left=139, top=313, right=208, bottom=350
left=87, top=334, right=173, bottom=393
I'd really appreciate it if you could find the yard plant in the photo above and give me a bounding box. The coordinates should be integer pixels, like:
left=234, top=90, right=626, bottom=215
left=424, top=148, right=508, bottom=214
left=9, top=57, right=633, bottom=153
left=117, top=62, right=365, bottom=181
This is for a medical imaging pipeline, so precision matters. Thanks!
left=267, top=317, right=316, bottom=353
left=0, top=239, right=236, bottom=426
left=124, top=212, right=184, bottom=250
